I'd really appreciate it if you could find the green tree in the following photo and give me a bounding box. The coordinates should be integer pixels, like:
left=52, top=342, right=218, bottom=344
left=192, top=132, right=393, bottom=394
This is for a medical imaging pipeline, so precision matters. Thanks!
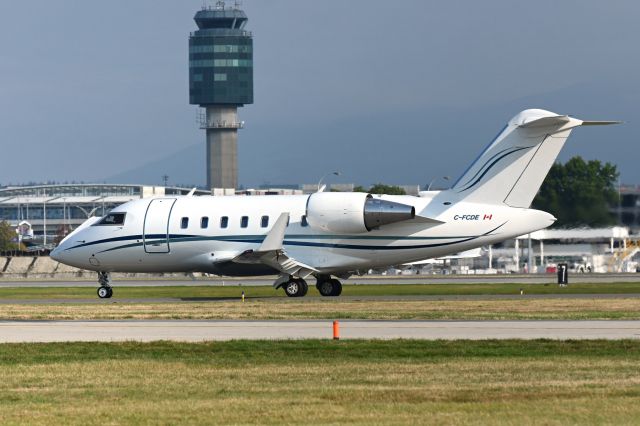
left=353, top=185, right=368, bottom=193
left=532, top=156, right=618, bottom=227
left=367, top=184, right=406, bottom=195
left=0, top=221, right=18, bottom=251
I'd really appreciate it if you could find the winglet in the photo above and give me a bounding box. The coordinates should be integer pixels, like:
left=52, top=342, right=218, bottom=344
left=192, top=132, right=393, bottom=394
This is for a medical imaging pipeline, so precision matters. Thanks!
left=258, top=212, right=290, bottom=251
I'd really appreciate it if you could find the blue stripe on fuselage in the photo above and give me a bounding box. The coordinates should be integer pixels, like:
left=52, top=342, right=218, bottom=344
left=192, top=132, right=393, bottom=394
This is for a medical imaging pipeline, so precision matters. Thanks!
left=80, top=223, right=507, bottom=255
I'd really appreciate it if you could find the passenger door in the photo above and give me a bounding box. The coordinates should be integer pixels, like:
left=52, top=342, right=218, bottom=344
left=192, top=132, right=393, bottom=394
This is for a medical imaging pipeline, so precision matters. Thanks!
left=143, top=198, right=176, bottom=253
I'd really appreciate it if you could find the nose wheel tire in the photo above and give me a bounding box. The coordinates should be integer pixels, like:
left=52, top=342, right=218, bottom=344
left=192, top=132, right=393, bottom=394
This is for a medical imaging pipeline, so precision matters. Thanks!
left=97, top=286, right=113, bottom=299
left=317, top=278, right=342, bottom=297
left=284, top=278, right=308, bottom=298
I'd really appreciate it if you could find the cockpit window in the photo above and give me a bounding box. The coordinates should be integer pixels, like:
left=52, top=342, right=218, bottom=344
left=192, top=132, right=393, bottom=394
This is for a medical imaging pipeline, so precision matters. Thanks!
left=96, top=213, right=126, bottom=226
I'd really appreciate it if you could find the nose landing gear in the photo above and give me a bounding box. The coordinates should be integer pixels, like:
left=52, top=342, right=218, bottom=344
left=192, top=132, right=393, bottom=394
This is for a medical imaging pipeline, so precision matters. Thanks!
left=97, top=271, right=113, bottom=299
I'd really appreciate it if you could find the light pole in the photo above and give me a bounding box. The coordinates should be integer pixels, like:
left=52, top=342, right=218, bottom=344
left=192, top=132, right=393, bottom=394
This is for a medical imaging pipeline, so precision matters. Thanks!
left=427, top=176, right=451, bottom=191
left=43, top=199, right=47, bottom=246
left=317, top=171, right=341, bottom=192
left=610, top=173, right=622, bottom=225
left=618, top=175, right=622, bottom=225
left=62, top=198, right=67, bottom=238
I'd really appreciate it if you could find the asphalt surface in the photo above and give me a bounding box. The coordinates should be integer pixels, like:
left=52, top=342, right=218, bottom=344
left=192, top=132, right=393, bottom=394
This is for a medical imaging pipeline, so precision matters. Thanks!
left=1, top=274, right=640, bottom=287
left=1, top=320, right=639, bottom=342
left=1, top=293, right=640, bottom=305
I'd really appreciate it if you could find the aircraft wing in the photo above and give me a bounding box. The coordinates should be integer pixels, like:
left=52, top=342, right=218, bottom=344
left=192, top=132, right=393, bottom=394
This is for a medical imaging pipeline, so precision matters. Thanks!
left=231, top=212, right=318, bottom=279
left=233, top=249, right=318, bottom=279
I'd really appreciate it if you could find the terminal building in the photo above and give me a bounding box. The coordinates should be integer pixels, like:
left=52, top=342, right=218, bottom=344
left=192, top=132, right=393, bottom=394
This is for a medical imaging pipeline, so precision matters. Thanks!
left=611, top=185, right=640, bottom=232
left=0, top=184, right=209, bottom=246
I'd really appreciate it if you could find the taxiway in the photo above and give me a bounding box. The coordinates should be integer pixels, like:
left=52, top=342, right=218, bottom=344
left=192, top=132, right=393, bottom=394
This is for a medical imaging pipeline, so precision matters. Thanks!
left=1, top=320, right=639, bottom=342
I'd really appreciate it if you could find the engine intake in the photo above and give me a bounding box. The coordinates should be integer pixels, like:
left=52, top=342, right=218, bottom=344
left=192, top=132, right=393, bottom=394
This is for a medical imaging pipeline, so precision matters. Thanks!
left=306, top=192, right=415, bottom=234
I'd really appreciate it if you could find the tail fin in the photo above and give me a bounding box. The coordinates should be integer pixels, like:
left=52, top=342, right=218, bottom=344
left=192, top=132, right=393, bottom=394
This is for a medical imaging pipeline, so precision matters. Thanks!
left=450, top=109, right=620, bottom=208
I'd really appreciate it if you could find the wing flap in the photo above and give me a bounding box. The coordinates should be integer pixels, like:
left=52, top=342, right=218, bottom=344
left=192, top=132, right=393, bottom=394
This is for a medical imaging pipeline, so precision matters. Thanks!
left=233, top=249, right=318, bottom=278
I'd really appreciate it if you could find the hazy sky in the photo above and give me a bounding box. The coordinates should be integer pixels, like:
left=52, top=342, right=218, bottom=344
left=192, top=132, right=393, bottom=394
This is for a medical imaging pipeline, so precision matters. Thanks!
left=0, top=1, right=638, bottom=187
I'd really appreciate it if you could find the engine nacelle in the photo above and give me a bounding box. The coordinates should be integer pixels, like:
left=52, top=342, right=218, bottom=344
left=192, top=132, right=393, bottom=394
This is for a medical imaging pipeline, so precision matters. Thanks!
left=306, top=192, right=415, bottom=234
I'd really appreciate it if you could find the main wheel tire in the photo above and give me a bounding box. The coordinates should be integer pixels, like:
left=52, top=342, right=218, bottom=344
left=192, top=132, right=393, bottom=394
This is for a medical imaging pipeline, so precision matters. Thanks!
left=284, top=280, right=301, bottom=297
left=107, top=287, right=113, bottom=298
left=97, top=286, right=112, bottom=299
left=329, top=279, right=342, bottom=296
left=318, top=279, right=334, bottom=297
left=296, top=279, right=308, bottom=297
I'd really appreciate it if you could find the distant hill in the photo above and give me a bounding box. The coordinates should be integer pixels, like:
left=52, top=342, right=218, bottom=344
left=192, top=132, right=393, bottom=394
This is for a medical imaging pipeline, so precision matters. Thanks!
left=102, top=78, right=639, bottom=187
left=104, top=143, right=206, bottom=188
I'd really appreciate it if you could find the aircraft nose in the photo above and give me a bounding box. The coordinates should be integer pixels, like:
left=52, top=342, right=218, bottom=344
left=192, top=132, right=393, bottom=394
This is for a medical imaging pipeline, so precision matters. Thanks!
left=50, top=246, right=63, bottom=262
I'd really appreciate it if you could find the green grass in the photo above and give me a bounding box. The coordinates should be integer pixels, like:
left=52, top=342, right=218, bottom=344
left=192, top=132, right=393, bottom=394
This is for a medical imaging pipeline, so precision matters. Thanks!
left=3, top=298, right=640, bottom=321
left=2, top=339, right=639, bottom=364
left=2, top=281, right=640, bottom=300
left=1, top=340, right=640, bottom=425
left=3, top=282, right=640, bottom=322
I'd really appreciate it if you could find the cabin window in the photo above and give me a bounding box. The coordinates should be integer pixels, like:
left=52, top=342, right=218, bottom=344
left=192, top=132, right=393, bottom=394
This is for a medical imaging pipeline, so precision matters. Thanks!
left=301, top=215, right=309, bottom=227
left=95, top=213, right=126, bottom=226
left=201, top=217, right=209, bottom=229
left=241, top=216, right=249, bottom=228
left=220, top=216, right=228, bottom=228
left=181, top=217, right=189, bottom=229
left=261, top=215, right=269, bottom=228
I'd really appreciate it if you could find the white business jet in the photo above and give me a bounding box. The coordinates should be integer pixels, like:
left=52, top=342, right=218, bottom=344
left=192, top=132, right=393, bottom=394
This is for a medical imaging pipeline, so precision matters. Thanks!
left=51, top=109, right=618, bottom=298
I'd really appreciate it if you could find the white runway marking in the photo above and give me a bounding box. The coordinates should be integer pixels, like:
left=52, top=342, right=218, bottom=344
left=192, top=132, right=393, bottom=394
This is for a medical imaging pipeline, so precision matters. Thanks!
left=1, top=320, right=639, bottom=342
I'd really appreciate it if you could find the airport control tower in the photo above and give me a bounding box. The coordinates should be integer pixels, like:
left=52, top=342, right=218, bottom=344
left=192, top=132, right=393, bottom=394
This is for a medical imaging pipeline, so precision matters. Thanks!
left=189, top=1, right=253, bottom=190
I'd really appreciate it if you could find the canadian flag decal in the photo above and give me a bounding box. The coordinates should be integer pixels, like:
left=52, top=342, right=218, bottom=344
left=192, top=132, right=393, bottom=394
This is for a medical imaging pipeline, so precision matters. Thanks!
left=483, top=214, right=493, bottom=220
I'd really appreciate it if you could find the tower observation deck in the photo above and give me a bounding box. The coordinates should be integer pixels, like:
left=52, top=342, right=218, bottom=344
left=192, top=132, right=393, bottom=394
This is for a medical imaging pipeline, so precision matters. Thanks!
left=189, top=1, right=253, bottom=190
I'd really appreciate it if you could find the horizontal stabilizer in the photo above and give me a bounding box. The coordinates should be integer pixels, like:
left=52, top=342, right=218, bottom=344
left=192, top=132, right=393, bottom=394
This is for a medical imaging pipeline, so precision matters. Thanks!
left=580, top=120, right=623, bottom=126
left=452, top=109, right=621, bottom=209
left=519, top=116, right=622, bottom=128
left=518, top=115, right=571, bottom=128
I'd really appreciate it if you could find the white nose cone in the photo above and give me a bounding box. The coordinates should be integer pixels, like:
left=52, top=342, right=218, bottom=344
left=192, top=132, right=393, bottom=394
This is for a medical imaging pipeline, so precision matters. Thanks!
left=50, top=247, right=63, bottom=263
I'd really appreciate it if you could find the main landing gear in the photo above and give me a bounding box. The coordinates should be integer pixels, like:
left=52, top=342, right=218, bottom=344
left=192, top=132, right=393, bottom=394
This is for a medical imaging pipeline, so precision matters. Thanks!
left=283, top=278, right=308, bottom=298
left=280, top=276, right=343, bottom=297
left=316, top=276, right=342, bottom=297
left=97, top=271, right=113, bottom=299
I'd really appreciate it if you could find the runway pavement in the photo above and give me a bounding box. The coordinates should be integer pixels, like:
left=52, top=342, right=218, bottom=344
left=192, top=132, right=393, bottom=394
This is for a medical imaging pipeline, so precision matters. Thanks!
left=1, top=273, right=640, bottom=287
left=1, top=320, right=639, bottom=342
left=1, top=293, right=640, bottom=305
